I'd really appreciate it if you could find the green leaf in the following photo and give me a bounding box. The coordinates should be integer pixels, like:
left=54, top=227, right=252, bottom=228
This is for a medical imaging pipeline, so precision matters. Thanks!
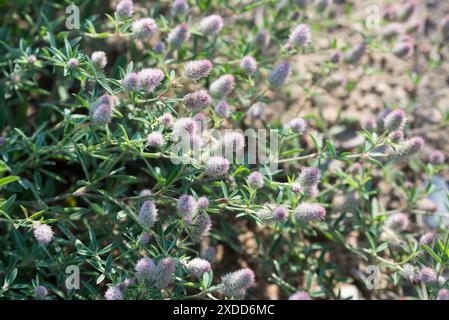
left=0, top=176, right=20, bottom=189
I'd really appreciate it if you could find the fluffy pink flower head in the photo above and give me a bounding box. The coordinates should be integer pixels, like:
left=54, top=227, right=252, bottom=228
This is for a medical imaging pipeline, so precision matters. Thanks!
left=138, top=200, right=158, bottom=227
left=132, top=18, right=157, bottom=40
left=295, top=203, right=326, bottom=222
left=248, top=171, right=264, bottom=189
left=191, top=213, right=212, bottom=243
left=135, top=257, right=156, bottom=280
left=147, top=132, right=164, bottom=148
left=160, top=113, right=174, bottom=127
left=168, top=24, right=189, bottom=49
left=429, top=150, right=445, bottom=165
left=299, top=167, right=321, bottom=197
left=210, top=74, right=235, bottom=98
left=418, top=267, right=437, bottom=284
left=172, top=0, right=189, bottom=16
left=289, top=291, right=311, bottom=300
left=215, top=100, right=230, bottom=118
left=287, top=24, right=312, bottom=48
left=137, top=68, right=164, bottom=93
left=116, top=0, right=133, bottom=19
left=154, top=257, right=176, bottom=289
left=247, top=102, right=265, bottom=119
left=104, top=285, right=123, bottom=300
left=393, top=137, right=424, bottom=163
left=187, top=258, right=211, bottom=279
left=268, top=60, right=291, bottom=88
left=68, top=58, right=78, bottom=69
left=33, top=223, right=54, bottom=245
left=205, top=156, right=230, bottom=179
left=221, top=268, right=255, bottom=298
left=122, top=72, right=140, bottom=91
left=183, top=90, right=212, bottom=110
left=197, top=196, right=209, bottom=210
left=241, top=56, right=257, bottom=74
left=199, top=15, right=223, bottom=36
left=177, top=195, right=198, bottom=217
left=384, top=109, right=406, bottom=132
left=272, top=205, right=289, bottom=222
left=34, top=285, right=48, bottom=299
left=438, top=289, right=449, bottom=300
left=184, top=59, right=213, bottom=81
left=172, top=117, right=198, bottom=138
left=288, top=118, right=307, bottom=134
left=91, top=51, right=107, bottom=69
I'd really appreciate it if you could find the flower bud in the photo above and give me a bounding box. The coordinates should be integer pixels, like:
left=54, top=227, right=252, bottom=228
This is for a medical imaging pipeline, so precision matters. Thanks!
left=68, top=58, right=78, bottom=69
left=294, top=203, right=326, bottom=222
left=299, top=167, right=321, bottom=196
left=177, top=195, right=198, bottom=217
left=34, top=285, right=48, bottom=299
left=104, top=285, right=123, bottom=300
left=418, top=267, right=437, bottom=284
left=429, top=150, right=445, bottom=165
left=288, top=118, right=307, bottom=134
left=384, top=109, right=406, bottom=132
left=198, top=197, right=209, bottom=210
left=272, top=205, right=289, bottom=222
left=287, top=24, right=311, bottom=48
left=386, top=213, right=409, bottom=231
left=268, top=60, right=291, bottom=88
left=191, top=213, right=212, bottom=243
left=92, top=104, right=113, bottom=125
left=438, top=289, right=449, bottom=300
left=393, top=137, right=424, bottom=163
left=172, top=0, right=189, bottom=16
left=91, top=51, right=107, bottom=69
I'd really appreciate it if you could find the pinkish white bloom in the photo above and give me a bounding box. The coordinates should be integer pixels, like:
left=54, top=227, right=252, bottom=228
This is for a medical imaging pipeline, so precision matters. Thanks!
left=199, top=15, right=223, bottom=36
left=132, top=18, right=157, bottom=40
left=137, top=68, right=164, bottom=93
left=91, top=51, right=107, bottom=69
left=184, top=59, right=213, bottom=81
left=33, top=223, right=54, bottom=245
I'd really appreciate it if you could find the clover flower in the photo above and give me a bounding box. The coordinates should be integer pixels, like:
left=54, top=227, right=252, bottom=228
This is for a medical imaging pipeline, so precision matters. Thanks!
left=419, top=232, right=437, bottom=245
left=135, top=257, right=156, bottom=280
left=160, top=113, right=174, bottom=127
left=172, top=0, right=189, bottom=16
left=287, top=24, right=311, bottom=48
left=393, top=137, right=424, bottom=163
left=154, top=257, right=176, bottom=289
left=139, top=232, right=151, bottom=244
left=215, top=100, right=230, bottom=118
left=168, top=24, right=189, bottom=49
left=205, top=156, right=230, bottom=179
left=105, top=285, right=123, bottom=300
left=438, top=289, right=449, bottom=300
left=344, top=42, right=366, bottom=65
left=330, top=50, right=343, bottom=64
left=147, top=132, right=164, bottom=148
left=294, top=203, right=326, bottom=222
left=33, top=223, right=54, bottom=245
left=291, top=182, right=301, bottom=193
left=34, top=285, right=48, bottom=299
left=401, top=264, right=419, bottom=283
left=191, top=213, right=212, bottom=243
left=393, top=36, right=414, bottom=59
left=183, top=90, right=212, bottom=110
left=210, top=74, right=235, bottom=98
left=429, top=150, right=445, bottom=165
left=122, top=72, right=140, bottom=91
left=138, top=200, right=158, bottom=227
left=132, top=18, right=157, bottom=40
left=247, top=102, right=265, bottom=119
left=384, top=109, right=406, bottom=133
left=153, top=41, right=165, bottom=54
left=177, top=195, right=198, bottom=217
left=198, top=196, right=209, bottom=210
left=137, top=68, right=164, bottom=93
left=240, top=56, right=257, bottom=74
left=299, top=167, right=321, bottom=197
left=186, top=258, right=211, bottom=279
left=116, top=0, right=133, bottom=19
left=221, top=268, right=255, bottom=297
left=248, top=172, right=264, bottom=189
left=27, top=54, right=37, bottom=65
left=222, top=131, right=245, bottom=153
left=272, top=205, right=289, bottom=222
left=418, top=267, right=437, bottom=284
left=91, top=51, right=107, bottom=69
left=68, top=58, right=78, bottom=69
left=184, top=59, right=213, bottom=80
left=268, top=60, right=291, bottom=88
left=199, top=15, right=223, bottom=36
left=172, top=117, right=198, bottom=137
left=288, top=118, right=307, bottom=134
left=289, top=291, right=311, bottom=300
left=390, top=130, right=403, bottom=143
left=92, top=104, right=113, bottom=125
left=255, top=28, right=270, bottom=48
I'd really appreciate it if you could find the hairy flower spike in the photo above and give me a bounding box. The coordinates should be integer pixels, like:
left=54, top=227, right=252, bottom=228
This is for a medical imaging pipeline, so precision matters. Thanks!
left=135, top=257, right=156, bottom=280
left=177, top=195, right=198, bottom=217
left=289, top=291, right=311, bottom=300
left=122, top=72, right=140, bottom=91
left=393, top=137, right=424, bottom=163
left=116, top=0, right=133, bottom=19
left=183, top=90, right=212, bottom=110
left=210, top=75, right=235, bottom=98
left=68, top=58, right=78, bottom=69
left=287, top=24, right=311, bottom=48
left=147, top=132, right=164, bottom=148
left=154, top=257, right=176, bottom=289
left=172, top=0, right=189, bottom=16
left=247, top=102, right=265, bottom=119
left=34, top=285, right=48, bottom=299
left=240, top=56, right=257, bottom=74
left=215, top=100, right=230, bottom=118
left=418, top=267, right=437, bottom=284
left=221, top=268, right=255, bottom=298
left=168, top=24, right=189, bottom=49
left=160, top=113, right=174, bottom=127
left=92, top=104, right=113, bottom=125
left=132, top=18, right=157, bottom=40
left=186, top=258, right=211, bottom=279
left=384, top=109, right=406, bottom=132
left=438, top=289, right=449, bottom=300
left=138, top=200, right=158, bottom=227
left=205, top=156, right=230, bottom=179
left=272, top=205, right=289, bottom=222
left=344, top=42, right=366, bottom=65
left=401, top=264, right=419, bottom=283
left=199, top=15, right=223, bottom=36
left=386, top=213, right=409, bottom=231
left=137, top=68, right=164, bottom=93
left=299, top=167, right=321, bottom=197
left=248, top=172, right=264, bottom=189
left=295, top=203, right=326, bottom=222
left=255, top=29, right=270, bottom=48
left=104, top=285, right=123, bottom=300
left=33, top=223, right=54, bottom=245
left=191, top=213, right=212, bottom=243
left=91, top=51, right=107, bottom=69
left=184, top=59, right=213, bottom=80
left=172, top=117, right=198, bottom=137
left=197, top=197, right=209, bottom=210
left=268, top=61, right=291, bottom=88
left=288, top=118, right=307, bottom=134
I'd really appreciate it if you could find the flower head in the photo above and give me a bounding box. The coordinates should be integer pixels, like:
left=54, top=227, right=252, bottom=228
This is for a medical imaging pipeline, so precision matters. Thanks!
left=386, top=213, right=409, bottom=231
left=147, top=132, right=164, bottom=148
left=247, top=102, right=265, bottom=119
left=299, top=167, right=321, bottom=197
left=215, top=100, right=230, bottom=118
left=418, top=267, right=437, bottom=284
left=255, top=29, right=270, bottom=48
left=184, top=60, right=213, bottom=81
left=177, top=195, right=198, bottom=217
left=210, top=75, right=235, bottom=98
left=288, top=118, right=307, bottom=134
left=393, top=137, right=424, bottom=163
left=191, top=213, right=212, bottom=243
left=168, top=24, right=189, bottom=49
left=68, top=58, right=78, bottom=69
left=91, top=51, right=107, bottom=69
left=137, top=68, right=164, bottom=93
left=289, top=291, right=311, bottom=300
left=248, top=172, right=264, bottom=189
left=438, top=289, right=449, bottom=300
left=122, top=72, right=140, bottom=91
left=153, top=41, right=165, bottom=54
left=221, top=268, right=255, bottom=297
left=172, top=117, right=198, bottom=137
left=272, top=205, right=289, bottom=222
left=187, top=258, right=211, bottom=279
left=92, top=104, right=113, bottom=125
left=199, top=15, right=223, bottom=36
left=172, top=0, right=188, bottom=16
left=138, top=200, right=158, bottom=227
left=135, top=257, right=156, bottom=280
left=116, top=0, right=133, bottom=19
left=268, top=61, right=291, bottom=88
left=34, top=285, right=48, bottom=299
left=205, top=156, right=230, bottom=179
left=183, top=90, right=212, bottom=110
left=287, top=24, right=311, bottom=48
left=240, top=56, right=257, bottom=74
left=132, top=18, right=157, bottom=40
left=154, top=257, right=176, bottom=289
left=198, top=196, right=209, bottom=210
left=33, top=223, right=54, bottom=245
left=384, top=109, right=406, bottom=132
left=105, top=285, right=123, bottom=300
left=294, top=203, right=326, bottom=222
left=160, top=113, right=174, bottom=127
